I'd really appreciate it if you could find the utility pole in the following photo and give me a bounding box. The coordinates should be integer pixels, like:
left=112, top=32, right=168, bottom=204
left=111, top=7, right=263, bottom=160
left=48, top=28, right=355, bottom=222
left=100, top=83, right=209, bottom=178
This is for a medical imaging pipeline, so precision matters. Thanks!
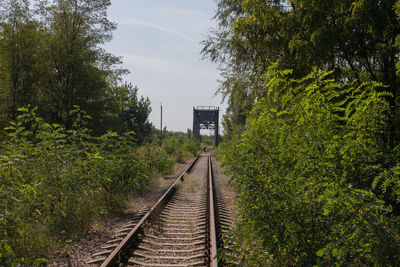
left=160, top=103, right=163, bottom=146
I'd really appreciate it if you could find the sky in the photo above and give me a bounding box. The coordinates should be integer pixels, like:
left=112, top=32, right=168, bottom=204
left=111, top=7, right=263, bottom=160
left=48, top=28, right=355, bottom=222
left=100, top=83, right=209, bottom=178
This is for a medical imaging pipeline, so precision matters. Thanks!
left=103, top=0, right=226, bottom=133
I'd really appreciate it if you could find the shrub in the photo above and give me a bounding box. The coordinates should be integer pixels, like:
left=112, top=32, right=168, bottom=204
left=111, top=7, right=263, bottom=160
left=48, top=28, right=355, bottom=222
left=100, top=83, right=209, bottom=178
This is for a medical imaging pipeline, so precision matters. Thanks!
left=0, top=106, right=151, bottom=265
left=136, top=144, right=174, bottom=175
left=183, top=136, right=199, bottom=156
left=222, top=66, right=400, bottom=265
left=162, top=134, right=199, bottom=163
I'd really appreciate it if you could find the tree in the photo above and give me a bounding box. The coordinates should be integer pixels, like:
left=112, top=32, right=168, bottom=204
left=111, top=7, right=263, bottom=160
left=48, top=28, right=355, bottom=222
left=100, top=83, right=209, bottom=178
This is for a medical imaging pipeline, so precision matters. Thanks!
left=203, top=0, right=400, bottom=143
left=0, top=0, right=133, bottom=135
left=42, top=0, right=126, bottom=129
left=0, top=0, right=43, bottom=121
left=120, top=83, right=152, bottom=145
left=205, top=1, right=400, bottom=264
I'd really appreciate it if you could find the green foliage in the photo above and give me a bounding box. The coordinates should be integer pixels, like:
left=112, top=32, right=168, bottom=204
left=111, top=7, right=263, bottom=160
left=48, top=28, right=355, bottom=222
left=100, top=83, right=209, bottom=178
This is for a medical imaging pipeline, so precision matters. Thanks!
left=183, top=136, right=200, bottom=156
left=0, top=0, right=153, bottom=137
left=136, top=144, right=174, bottom=176
left=37, top=0, right=124, bottom=130
left=0, top=105, right=200, bottom=264
left=162, top=133, right=200, bottom=164
left=205, top=0, right=400, bottom=265
left=120, top=84, right=152, bottom=145
left=221, top=66, right=400, bottom=265
left=203, top=0, right=400, bottom=142
left=0, top=0, right=44, bottom=122
left=198, top=133, right=215, bottom=148
left=162, top=135, right=180, bottom=155
left=0, top=106, right=153, bottom=265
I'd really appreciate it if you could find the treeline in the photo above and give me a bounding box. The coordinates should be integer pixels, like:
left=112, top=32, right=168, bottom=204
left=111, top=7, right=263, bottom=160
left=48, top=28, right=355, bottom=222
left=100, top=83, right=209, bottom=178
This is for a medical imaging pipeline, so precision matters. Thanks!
left=0, top=0, right=151, bottom=141
left=203, top=0, right=400, bottom=265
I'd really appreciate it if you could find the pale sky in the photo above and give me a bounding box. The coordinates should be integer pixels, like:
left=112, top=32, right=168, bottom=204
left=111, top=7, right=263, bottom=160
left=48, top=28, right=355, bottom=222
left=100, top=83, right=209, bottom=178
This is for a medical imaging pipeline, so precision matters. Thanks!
left=103, top=0, right=226, bottom=133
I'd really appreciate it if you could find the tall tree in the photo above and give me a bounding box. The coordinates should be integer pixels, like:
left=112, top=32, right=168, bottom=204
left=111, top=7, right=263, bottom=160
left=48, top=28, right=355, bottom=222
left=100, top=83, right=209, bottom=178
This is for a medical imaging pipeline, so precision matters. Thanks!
left=42, top=0, right=125, bottom=129
left=0, top=0, right=154, bottom=141
left=0, top=0, right=42, bottom=121
left=203, top=0, right=400, bottom=143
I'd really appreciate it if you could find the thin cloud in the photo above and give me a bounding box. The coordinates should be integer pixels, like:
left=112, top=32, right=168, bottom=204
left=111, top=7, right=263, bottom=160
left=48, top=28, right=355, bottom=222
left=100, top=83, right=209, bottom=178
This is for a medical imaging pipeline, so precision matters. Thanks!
left=121, top=53, right=215, bottom=77
left=118, top=17, right=197, bottom=43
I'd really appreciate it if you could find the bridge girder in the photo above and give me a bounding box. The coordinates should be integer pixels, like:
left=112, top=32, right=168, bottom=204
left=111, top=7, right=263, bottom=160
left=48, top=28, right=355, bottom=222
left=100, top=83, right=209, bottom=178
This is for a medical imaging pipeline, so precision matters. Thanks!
left=193, top=106, right=219, bottom=146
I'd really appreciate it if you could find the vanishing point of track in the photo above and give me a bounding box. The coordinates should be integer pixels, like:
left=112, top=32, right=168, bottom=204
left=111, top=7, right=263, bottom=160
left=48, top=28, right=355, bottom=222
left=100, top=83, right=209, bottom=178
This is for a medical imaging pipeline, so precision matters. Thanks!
left=88, top=153, right=232, bottom=267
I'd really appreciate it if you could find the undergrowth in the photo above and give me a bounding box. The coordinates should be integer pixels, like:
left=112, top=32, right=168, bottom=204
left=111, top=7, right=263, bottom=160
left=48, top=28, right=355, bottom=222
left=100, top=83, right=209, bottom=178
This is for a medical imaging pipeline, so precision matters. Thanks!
left=0, top=106, right=183, bottom=265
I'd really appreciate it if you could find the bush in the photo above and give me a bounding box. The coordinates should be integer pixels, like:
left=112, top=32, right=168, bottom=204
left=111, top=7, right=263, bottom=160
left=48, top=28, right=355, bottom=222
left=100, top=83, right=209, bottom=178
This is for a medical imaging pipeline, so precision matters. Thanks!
left=222, top=66, right=400, bottom=265
left=136, top=144, right=174, bottom=175
left=0, top=106, right=201, bottom=264
left=183, top=137, right=199, bottom=156
left=162, top=134, right=199, bottom=163
left=0, top=106, right=151, bottom=265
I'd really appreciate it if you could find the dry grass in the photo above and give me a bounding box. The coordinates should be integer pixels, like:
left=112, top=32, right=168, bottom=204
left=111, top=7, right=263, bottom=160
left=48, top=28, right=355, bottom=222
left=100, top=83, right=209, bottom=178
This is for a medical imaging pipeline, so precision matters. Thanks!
left=143, top=173, right=163, bottom=193
left=179, top=173, right=200, bottom=193
left=123, top=173, right=166, bottom=213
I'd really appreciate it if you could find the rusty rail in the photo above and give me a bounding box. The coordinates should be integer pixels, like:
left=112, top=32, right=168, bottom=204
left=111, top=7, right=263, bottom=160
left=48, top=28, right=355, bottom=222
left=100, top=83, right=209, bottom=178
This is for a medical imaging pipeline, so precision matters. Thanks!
left=208, top=155, right=219, bottom=266
left=100, top=156, right=199, bottom=267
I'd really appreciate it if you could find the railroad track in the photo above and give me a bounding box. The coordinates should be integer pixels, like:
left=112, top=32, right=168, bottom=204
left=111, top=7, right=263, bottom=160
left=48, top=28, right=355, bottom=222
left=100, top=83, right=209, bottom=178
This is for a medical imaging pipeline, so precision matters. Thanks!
left=88, top=154, right=233, bottom=267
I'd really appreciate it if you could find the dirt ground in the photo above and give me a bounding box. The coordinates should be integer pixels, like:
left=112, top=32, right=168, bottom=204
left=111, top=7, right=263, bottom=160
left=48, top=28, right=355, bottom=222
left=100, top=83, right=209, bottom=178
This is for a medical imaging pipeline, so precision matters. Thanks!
left=48, top=159, right=193, bottom=267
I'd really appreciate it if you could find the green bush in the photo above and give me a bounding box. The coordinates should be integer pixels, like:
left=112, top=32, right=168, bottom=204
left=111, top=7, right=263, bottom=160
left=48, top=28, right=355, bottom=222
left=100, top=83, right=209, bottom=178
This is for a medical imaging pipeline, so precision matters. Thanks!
left=163, top=135, right=179, bottom=155
left=0, top=106, right=201, bottom=264
left=222, top=66, right=400, bottom=265
left=136, top=144, right=174, bottom=175
left=162, top=134, right=199, bottom=163
left=0, top=106, right=151, bottom=265
left=183, top=137, right=199, bottom=156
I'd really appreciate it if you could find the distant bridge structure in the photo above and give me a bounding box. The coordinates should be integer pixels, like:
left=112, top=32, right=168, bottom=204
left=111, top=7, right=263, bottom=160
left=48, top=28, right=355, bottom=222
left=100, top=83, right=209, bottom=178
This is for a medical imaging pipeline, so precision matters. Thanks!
left=193, top=106, right=219, bottom=147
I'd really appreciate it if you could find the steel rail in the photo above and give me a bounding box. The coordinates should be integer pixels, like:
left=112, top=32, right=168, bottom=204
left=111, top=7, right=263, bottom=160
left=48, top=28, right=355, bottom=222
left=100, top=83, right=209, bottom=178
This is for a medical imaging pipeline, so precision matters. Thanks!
left=208, top=155, right=219, bottom=267
left=100, top=156, right=199, bottom=267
